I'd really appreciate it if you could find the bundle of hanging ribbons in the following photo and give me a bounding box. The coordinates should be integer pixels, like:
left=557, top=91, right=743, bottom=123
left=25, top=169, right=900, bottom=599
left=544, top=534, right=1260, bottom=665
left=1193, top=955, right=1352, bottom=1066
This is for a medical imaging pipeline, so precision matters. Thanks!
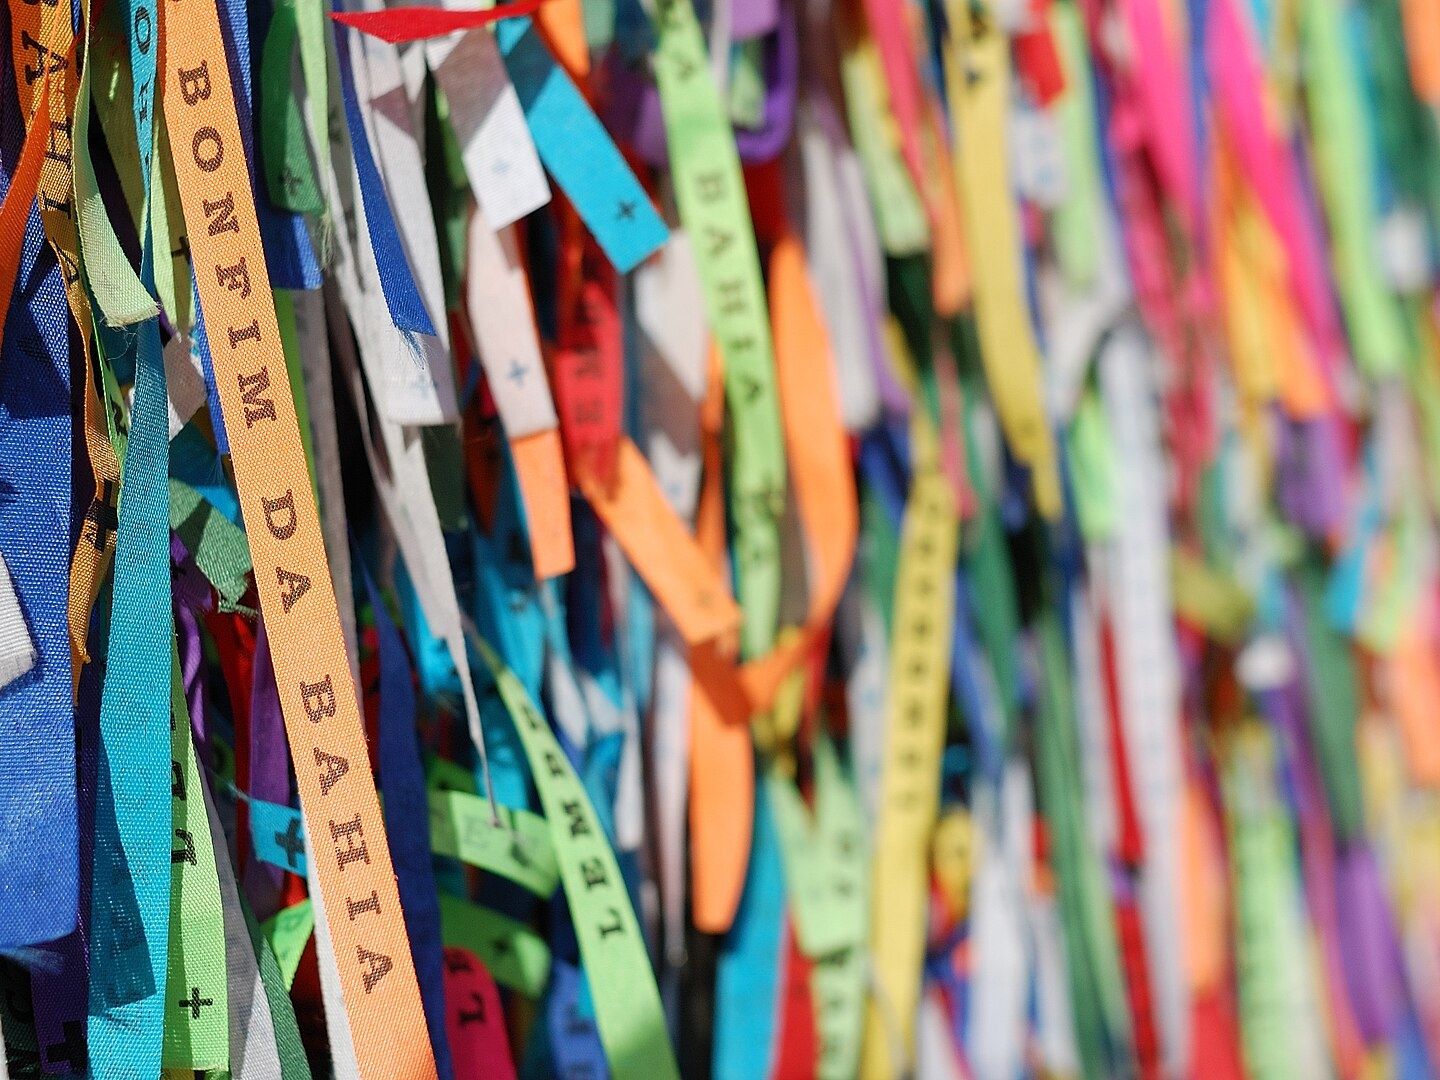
left=6, top=0, right=1440, bottom=1075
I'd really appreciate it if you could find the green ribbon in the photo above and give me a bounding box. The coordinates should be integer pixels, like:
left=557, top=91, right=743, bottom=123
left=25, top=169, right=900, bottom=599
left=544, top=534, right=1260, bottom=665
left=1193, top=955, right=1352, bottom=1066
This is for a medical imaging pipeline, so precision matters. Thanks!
left=1066, top=388, right=1118, bottom=542
left=837, top=16, right=929, bottom=255
left=428, top=789, right=559, bottom=898
left=1301, top=0, right=1406, bottom=374
left=653, top=0, right=787, bottom=660
left=169, top=479, right=253, bottom=610
left=1050, top=1, right=1102, bottom=285
left=438, top=893, right=552, bottom=997
left=1035, top=610, right=1132, bottom=1079
left=260, top=1, right=325, bottom=215
left=729, top=40, right=766, bottom=129
left=1226, top=724, right=1318, bottom=1080
left=1297, top=550, right=1366, bottom=843
left=240, top=892, right=314, bottom=1080
left=162, top=639, right=229, bottom=1068
left=476, top=636, right=680, bottom=1079
left=260, top=900, right=315, bottom=992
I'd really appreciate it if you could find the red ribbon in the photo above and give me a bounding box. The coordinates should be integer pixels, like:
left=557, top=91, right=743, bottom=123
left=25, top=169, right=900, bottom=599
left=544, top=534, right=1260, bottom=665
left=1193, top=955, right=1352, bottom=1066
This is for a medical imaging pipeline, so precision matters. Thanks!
left=329, top=0, right=546, bottom=44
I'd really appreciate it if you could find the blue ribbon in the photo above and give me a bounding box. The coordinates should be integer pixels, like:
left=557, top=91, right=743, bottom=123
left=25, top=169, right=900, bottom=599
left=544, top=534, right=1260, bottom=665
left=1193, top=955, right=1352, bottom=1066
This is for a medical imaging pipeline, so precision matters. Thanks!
left=27, top=598, right=108, bottom=1070
left=470, top=458, right=546, bottom=714
left=169, top=423, right=242, bottom=525
left=712, top=782, right=783, bottom=1080
left=0, top=132, right=77, bottom=950
left=361, top=552, right=455, bottom=1080
left=121, top=0, right=158, bottom=192
left=467, top=508, right=540, bottom=808
left=546, top=960, right=609, bottom=1080
left=83, top=28, right=174, bottom=1064
left=85, top=271, right=172, bottom=1077
left=249, top=798, right=307, bottom=878
left=190, top=276, right=231, bottom=453
left=217, top=0, right=321, bottom=291
left=951, top=571, right=1002, bottom=783
left=331, top=13, right=438, bottom=336
left=495, top=15, right=668, bottom=274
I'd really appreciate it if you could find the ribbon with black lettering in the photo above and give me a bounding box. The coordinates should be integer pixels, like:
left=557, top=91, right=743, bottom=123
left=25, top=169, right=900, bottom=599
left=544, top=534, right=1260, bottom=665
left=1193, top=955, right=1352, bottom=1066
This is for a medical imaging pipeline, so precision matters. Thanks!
left=161, top=1, right=438, bottom=1074
left=474, top=635, right=681, bottom=1080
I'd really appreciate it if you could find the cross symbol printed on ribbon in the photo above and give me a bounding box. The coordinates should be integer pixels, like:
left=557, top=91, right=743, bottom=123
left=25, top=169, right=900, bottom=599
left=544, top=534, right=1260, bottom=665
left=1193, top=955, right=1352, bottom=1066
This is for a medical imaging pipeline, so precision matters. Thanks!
left=510, top=838, right=533, bottom=867
left=275, top=815, right=305, bottom=869
left=86, top=480, right=118, bottom=551
left=178, top=986, right=213, bottom=1020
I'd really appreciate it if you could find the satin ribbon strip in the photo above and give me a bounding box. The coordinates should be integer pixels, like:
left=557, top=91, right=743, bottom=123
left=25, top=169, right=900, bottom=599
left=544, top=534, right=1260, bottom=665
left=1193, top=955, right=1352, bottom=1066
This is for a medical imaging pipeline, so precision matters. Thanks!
left=161, top=0, right=438, bottom=1075
left=162, top=638, right=229, bottom=1069
left=653, top=0, right=787, bottom=660
left=0, top=17, right=76, bottom=951
left=495, top=15, right=669, bottom=274
left=474, top=635, right=681, bottom=1080
left=331, top=2, right=546, bottom=46
left=861, top=417, right=958, bottom=1078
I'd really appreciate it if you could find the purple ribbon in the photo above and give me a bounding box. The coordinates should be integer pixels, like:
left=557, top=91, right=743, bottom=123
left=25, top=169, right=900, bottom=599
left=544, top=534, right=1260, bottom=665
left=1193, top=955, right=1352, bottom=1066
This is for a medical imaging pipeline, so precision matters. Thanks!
left=170, top=533, right=214, bottom=761
left=604, top=13, right=798, bottom=166
left=1337, top=845, right=1407, bottom=1044
left=729, top=0, right=778, bottom=40
left=732, top=12, right=798, bottom=164
left=243, top=616, right=292, bottom=921
left=1275, top=411, right=1346, bottom=537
